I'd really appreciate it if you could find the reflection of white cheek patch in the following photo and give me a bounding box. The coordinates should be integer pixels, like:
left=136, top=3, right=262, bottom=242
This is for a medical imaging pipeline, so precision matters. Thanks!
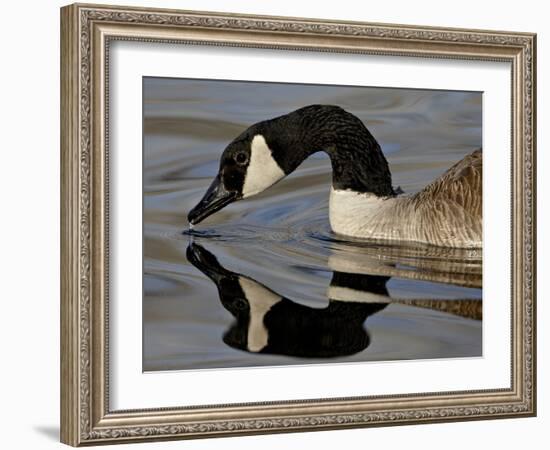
left=242, top=135, right=285, bottom=198
left=238, top=277, right=281, bottom=353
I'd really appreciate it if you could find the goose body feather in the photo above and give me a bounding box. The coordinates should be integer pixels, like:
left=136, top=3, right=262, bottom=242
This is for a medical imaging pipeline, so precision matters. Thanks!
left=329, top=149, right=482, bottom=248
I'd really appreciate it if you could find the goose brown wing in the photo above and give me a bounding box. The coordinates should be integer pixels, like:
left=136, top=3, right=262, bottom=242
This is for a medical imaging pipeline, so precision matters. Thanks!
left=414, top=148, right=482, bottom=219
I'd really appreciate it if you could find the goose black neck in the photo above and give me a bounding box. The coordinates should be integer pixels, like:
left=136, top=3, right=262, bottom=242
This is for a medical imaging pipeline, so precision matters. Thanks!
left=257, top=105, right=395, bottom=196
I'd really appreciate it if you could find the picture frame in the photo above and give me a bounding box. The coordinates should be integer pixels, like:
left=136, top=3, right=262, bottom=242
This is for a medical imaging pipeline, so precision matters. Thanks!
left=60, top=2, right=536, bottom=446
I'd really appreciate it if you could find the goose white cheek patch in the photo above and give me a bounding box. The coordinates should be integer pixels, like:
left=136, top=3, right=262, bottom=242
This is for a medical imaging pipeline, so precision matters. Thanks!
left=242, top=135, right=285, bottom=198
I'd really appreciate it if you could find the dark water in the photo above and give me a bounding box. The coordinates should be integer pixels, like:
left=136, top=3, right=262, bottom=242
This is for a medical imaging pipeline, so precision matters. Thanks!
left=143, top=77, right=482, bottom=372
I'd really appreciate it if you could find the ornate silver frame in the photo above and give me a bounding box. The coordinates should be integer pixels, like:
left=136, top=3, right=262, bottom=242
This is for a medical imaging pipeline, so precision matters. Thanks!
left=60, top=3, right=536, bottom=446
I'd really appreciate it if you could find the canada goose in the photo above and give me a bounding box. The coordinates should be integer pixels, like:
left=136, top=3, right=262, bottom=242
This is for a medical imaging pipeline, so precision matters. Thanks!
left=188, top=105, right=482, bottom=248
left=187, top=243, right=481, bottom=357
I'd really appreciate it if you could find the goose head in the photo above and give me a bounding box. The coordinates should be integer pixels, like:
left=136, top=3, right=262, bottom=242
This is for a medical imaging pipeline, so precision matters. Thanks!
left=188, top=104, right=395, bottom=225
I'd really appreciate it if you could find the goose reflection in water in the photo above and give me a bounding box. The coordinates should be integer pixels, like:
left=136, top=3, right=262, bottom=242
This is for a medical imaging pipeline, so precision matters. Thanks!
left=187, top=242, right=481, bottom=359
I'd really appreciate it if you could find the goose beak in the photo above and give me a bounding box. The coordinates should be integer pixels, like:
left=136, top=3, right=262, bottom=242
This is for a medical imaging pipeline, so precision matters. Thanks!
left=188, top=175, right=238, bottom=225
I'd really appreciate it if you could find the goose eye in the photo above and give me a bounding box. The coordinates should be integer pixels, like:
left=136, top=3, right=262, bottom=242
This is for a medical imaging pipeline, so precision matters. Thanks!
left=234, top=152, right=248, bottom=165
left=234, top=298, right=247, bottom=310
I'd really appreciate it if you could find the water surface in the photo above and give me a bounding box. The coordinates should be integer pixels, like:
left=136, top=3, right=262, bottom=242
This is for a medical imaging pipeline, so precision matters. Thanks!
left=143, top=77, right=482, bottom=372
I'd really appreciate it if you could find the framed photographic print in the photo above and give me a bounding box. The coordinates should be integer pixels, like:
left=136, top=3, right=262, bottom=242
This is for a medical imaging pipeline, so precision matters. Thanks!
left=60, top=3, right=537, bottom=446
